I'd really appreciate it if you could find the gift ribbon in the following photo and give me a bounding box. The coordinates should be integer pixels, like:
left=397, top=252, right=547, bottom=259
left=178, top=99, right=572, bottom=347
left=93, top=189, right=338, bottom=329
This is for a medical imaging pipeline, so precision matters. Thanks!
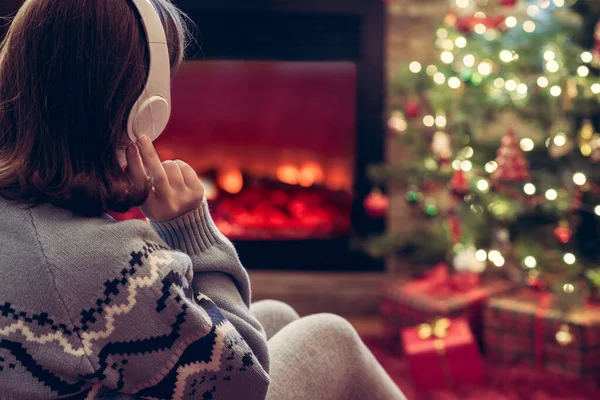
left=533, top=293, right=553, bottom=369
left=419, top=318, right=454, bottom=387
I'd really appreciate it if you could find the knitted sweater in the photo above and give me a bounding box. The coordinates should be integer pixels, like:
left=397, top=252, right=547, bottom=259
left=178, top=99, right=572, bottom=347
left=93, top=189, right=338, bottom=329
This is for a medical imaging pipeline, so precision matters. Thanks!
left=0, top=198, right=270, bottom=399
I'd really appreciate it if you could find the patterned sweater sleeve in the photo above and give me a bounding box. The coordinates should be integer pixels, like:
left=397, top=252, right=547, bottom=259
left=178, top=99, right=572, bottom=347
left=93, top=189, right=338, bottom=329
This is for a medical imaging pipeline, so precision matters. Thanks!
left=63, top=200, right=270, bottom=399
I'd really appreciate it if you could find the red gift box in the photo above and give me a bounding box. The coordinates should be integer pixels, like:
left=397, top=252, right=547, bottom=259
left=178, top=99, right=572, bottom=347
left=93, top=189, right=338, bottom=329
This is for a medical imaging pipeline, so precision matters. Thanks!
left=402, top=318, right=484, bottom=390
left=484, top=289, right=600, bottom=379
left=380, top=264, right=513, bottom=348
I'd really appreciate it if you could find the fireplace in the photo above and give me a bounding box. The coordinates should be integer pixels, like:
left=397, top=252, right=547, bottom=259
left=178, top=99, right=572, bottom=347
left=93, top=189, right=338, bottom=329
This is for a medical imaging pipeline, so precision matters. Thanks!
left=155, top=0, right=386, bottom=271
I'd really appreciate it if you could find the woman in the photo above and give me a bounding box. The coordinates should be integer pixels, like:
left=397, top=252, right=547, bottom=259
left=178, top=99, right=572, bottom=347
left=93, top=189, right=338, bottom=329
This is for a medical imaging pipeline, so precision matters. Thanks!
left=0, top=1, right=406, bottom=399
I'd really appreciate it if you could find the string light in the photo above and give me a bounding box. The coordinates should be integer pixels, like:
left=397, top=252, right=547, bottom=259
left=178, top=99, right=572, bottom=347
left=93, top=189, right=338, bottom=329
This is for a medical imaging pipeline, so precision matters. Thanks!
left=485, top=161, right=498, bottom=173
left=423, top=115, right=435, bottom=127
left=409, top=61, right=422, bottom=73
left=456, top=0, right=470, bottom=8
left=524, top=256, right=537, bottom=268
left=524, top=183, right=536, bottom=195
left=461, top=160, right=473, bottom=172
left=452, top=160, right=462, bottom=170
left=550, top=86, right=562, bottom=97
left=573, top=172, right=587, bottom=186
left=505, top=16, right=517, bottom=28
left=543, top=50, right=555, bottom=61
left=520, top=138, right=534, bottom=151
left=581, top=52, right=593, bottom=63
left=578, top=66, right=590, bottom=77
left=388, top=114, right=407, bottom=132
left=488, top=250, right=504, bottom=267
left=434, top=72, right=446, bottom=85
left=546, top=60, right=559, bottom=73
left=563, top=283, right=575, bottom=293
left=441, top=51, right=454, bottom=64
left=539, top=0, right=550, bottom=9
left=474, top=24, right=487, bottom=35
left=537, top=76, right=549, bottom=88
left=505, top=80, right=518, bottom=91
left=478, top=61, right=492, bottom=76
left=545, top=189, right=558, bottom=200
left=426, top=65, right=438, bottom=76
left=474, top=12, right=486, bottom=19
left=477, top=179, right=490, bottom=192
left=553, top=0, right=565, bottom=7
left=463, top=54, right=476, bottom=68
left=563, top=253, right=576, bottom=265
left=484, top=29, right=498, bottom=41
left=553, top=134, right=566, bottom=146
left=463, top=147, right=474, bottom=158
left=437, top=28, right=448, bottom=39
left=435, top=115, right=447, bottom=128
left=595, top=205, right=600, bottom=216
left=517, top=83, right=528, bottom=95
left=523, top=21, right=536, bottom=33
left=448, top=77, right=461, bottom=89
left=500, top=50, right=513, bottom=63
left=592, top=84, right=600, bottom=94
left=527, top=5, right=540, bottom=17
left=475, top=250, right=487, bottom=262
left=455, top=37, right=467, bottom=48
left=442, top=39, right=454, bottom=51
left=494, top=78, right=505, bottom=88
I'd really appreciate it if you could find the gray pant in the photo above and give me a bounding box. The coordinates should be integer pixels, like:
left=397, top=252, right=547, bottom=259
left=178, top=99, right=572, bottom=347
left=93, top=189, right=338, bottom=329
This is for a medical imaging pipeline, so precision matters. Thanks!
left=251, top=300, right=408, bottom=400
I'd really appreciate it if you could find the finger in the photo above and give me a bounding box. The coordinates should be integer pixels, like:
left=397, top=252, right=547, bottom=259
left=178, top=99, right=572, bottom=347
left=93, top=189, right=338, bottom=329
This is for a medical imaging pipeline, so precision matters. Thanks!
left=162, top=160, right=185, bottom=189
left=136, top=136, right=168, bottom=189
left=125, top=144, right=148, bottom=185
left=174, top=160, right=201, bottom=189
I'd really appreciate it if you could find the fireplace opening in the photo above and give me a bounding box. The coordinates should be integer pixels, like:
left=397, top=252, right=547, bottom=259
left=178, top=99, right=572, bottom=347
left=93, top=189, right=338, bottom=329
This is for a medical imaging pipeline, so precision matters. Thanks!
left=155, top=60, right=356, bottom=240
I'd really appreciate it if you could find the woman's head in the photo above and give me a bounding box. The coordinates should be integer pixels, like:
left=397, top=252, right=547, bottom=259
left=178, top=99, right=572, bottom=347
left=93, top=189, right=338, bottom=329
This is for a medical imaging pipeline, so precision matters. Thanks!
left=0, top=0, right=191, bottom=215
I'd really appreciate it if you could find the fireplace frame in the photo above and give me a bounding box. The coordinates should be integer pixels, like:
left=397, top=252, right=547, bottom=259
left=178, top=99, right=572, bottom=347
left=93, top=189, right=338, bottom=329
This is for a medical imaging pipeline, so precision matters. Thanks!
left=175, top=0, right=386, bottom=271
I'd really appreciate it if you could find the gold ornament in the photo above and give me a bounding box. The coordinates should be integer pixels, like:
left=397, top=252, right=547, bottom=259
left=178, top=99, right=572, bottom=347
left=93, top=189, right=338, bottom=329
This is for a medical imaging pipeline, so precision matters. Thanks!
left=417, top=317, right=451, bottom=340
left=555, top=324, right=574, bottom=346
left=578, top=120, right=596, bottom=157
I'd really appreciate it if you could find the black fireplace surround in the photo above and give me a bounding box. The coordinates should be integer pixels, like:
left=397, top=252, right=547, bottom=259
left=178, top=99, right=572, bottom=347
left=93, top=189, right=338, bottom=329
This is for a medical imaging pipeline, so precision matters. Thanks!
left=0, top=0, right=386, bottom=272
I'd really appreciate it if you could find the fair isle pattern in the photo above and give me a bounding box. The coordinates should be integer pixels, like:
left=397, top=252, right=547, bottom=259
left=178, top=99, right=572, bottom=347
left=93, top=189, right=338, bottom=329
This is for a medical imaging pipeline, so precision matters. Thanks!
left=0, top=249, right=172, bottom=357
left=0, top=241, right=263, bottom=399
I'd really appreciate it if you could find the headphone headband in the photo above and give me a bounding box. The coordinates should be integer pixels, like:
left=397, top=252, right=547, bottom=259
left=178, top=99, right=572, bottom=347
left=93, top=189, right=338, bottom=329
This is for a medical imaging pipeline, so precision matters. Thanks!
left=126, top=0, right=172, bottom=143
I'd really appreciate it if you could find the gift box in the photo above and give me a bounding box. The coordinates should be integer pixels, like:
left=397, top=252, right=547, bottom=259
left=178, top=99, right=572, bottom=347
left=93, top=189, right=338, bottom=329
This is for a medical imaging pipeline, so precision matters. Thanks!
left=402, top=317, right=484, bottom=390
left=380, top=264, right=513, bottom=348
left=484, top=289, right=600, bottom=379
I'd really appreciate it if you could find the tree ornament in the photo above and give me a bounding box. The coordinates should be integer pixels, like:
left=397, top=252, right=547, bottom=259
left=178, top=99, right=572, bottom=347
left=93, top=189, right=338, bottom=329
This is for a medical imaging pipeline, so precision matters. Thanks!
left=593, top=21, right=600, bottom=68
left=448, top=215, right=462, bottom=244
left=526, top=275, right=547, bottom=291
left=388, top=111, right=407, bottom=135
left=450, top=169, right=470, bottom=196
left=589, top=135, right=600, bottom=162
left=578, top=119, right=596, bottom=157
left=431, top=131, right=452, bottom=161
left=405, top=189, right=423, bottom=205
left=554, top=220, right=572, bottom=244
left=555, top=324, right=574, bottom=347
left=499, top=0, right=517, bottom=7
left=424, top=199, right=439, bottom=217
left=404, top=97, right=421, bottom=119
left=453, top=247, right=486, bottom=274
left=491, top=129, right=531, bottom=182
left=364, top=189, right=389, bottom=219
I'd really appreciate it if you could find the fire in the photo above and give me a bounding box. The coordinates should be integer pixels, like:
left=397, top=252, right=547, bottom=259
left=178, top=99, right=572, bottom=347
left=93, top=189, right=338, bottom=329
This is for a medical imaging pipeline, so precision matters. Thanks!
left=277, top=164, right=299, bottom=185
left=218, top=169, right=243, bottom=194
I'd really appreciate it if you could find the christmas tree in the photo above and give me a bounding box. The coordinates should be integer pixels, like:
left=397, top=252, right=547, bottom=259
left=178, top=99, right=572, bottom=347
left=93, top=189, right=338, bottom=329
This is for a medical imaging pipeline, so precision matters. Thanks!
left=366, top=0, right=600, bottom=305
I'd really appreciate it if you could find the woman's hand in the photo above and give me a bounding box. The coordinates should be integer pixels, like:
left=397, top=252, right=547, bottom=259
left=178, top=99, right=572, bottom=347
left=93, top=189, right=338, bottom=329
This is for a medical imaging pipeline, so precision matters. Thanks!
left=126, top=135, right=204, bottom=221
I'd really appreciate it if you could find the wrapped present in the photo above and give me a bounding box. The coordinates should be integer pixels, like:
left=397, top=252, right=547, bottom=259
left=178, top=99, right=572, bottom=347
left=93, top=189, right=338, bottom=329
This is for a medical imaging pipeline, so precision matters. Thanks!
left=484, top=289, right=600, bottom=379
left=402, top=317, right=484, bottom=390
left=380, top=264, right=513, bottom=348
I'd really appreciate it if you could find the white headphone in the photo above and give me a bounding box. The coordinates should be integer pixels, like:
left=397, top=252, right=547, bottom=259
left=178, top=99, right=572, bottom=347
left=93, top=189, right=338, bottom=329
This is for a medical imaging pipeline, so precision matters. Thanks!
left=127, top=0, right=171, bottom=143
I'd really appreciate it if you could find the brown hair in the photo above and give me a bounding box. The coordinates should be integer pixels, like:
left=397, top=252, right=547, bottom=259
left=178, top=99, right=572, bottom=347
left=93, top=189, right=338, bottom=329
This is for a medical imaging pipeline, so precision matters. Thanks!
left=0, top=0, right=192, bottom=216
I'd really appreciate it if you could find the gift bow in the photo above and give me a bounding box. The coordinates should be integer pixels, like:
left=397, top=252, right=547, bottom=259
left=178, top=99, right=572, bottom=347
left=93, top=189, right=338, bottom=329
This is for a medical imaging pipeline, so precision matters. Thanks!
left=417, top=317, right=451, bottom=340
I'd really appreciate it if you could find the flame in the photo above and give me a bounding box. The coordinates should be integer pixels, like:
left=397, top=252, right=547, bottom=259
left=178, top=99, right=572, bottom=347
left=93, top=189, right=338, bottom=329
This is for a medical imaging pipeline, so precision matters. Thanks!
left=277, top=164, right=299, bottom=185
left=218, top=169, right=243, bottom=194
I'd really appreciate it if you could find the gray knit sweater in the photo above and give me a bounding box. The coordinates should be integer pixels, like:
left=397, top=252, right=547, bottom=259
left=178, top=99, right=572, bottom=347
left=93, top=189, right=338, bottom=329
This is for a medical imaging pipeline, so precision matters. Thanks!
left=0, top=198, right=270, bottom=399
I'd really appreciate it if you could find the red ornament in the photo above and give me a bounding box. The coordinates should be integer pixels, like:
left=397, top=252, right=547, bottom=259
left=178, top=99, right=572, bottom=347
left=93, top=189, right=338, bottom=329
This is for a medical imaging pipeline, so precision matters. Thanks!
left=491, top=129, right=531, bottom=183
left=448, top=215, right=462, bottom=244
left=456, top=14, right=507, bottom=35
left=404, top=98, right=421, bottom=120
left=450, top=170, right=470, bottom=196
left=593, top=21, right=600, bottom=68
left=364, top=189, right=389, bottom=219
left=554, top=220, right=572, bottom=244
left=499, top=0, right=517, bottom=7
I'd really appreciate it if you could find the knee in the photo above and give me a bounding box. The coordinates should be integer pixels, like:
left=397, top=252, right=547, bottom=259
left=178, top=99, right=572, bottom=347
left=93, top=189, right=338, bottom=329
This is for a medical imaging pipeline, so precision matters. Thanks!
left=251, top=299, right=300, bottom=322
left=302, top=313, right=360, bottom=346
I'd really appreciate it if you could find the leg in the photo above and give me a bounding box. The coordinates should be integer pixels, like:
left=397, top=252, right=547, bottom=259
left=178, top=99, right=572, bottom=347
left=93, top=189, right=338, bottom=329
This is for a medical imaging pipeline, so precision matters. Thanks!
left=266, top=313, right=407, bottom=400
left=251, top=300, right=300, bottom=340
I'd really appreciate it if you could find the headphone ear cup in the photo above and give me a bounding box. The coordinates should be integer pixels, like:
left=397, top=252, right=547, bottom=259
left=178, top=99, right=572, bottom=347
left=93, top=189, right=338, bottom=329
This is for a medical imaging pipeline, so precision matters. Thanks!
left=131, top=95, right=171, bottom=142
